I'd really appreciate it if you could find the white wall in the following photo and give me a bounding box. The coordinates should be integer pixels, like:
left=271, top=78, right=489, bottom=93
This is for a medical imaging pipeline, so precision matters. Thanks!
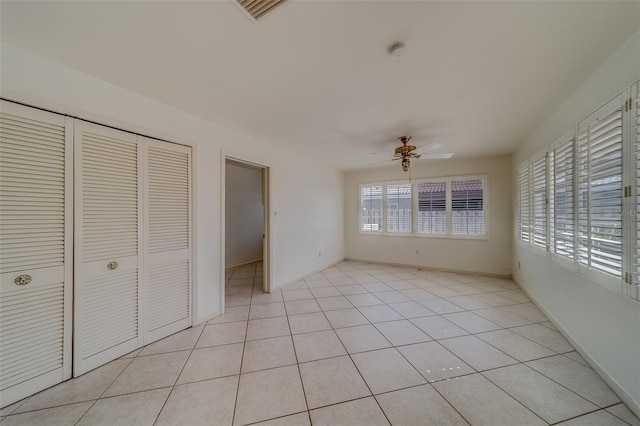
left=512, top=32, right=640, bottom=414
left=225, top=160, right=264, bottom=268
left=0, top=43, right=345, bottom=323
left=345, top=155, right=512, bottom=276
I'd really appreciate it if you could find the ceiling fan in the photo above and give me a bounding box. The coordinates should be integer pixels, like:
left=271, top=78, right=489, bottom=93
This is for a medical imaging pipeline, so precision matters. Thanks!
left=376, top=136, right=454, bottom=171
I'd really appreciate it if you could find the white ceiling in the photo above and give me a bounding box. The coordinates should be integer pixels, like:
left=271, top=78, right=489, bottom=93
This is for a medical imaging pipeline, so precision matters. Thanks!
left=1, top=1, right=638, bottom=170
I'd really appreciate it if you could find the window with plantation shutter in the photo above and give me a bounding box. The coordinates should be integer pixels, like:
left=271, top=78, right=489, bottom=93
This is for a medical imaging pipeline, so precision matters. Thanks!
left=549, top=136, right=575, bottom=259
left=532, top=155, right=548, bottom=248
left=577, top=98, right=623, bottom=278
left=633, top=90, right=640, bottom=299
left=518, top=165, right=531, bottom=243
left=360, top=185, right=383, bottom=232
left=386, top=183, right=412, bottom=233
left=451, top=179, right=485, bottom=236
left=417, top=181, right=446, bottom=234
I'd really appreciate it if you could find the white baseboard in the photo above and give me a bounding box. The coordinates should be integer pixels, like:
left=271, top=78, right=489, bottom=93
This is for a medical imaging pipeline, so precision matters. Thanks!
left=345, top=257, right=511, bottom=279
left=194, top=310, right=221, bottom=326
left=513, top=277, right=640, bottom=418
left=226, top=258, right=263, bottom=269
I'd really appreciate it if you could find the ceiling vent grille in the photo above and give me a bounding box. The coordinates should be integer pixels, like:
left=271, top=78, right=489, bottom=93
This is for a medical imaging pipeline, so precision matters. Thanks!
left=236, top=0, right=287, bottom=20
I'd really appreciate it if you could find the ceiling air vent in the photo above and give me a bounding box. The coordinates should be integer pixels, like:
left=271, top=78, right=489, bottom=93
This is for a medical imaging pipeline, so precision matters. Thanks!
left=236, top=0, right=288, bottom=20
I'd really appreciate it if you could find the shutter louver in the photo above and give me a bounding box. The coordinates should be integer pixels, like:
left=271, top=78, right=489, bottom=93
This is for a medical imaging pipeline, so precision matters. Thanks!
left=147, top=260, right=190, bottom=331
left=0, top=114, right=65, bottom=272
left=148, top=147, right=189, bottom=253
left=417, top=182, right=446, bottom=234
left=360, top=185, right=383, bottom=231
left=577, top=105, right=623, bottom=277
left=550, top=138, right=575, bottom=259
left=518, top=165, right=531, bottom=243
left=451, top=179, right=485, bottom=236
left=386, top=183, right=412, bottom=233
left=82, top=132, right=138, bottom=262
left=532, top=156, right=548, bottom=248
left=0, top=102, right=71, bottom=407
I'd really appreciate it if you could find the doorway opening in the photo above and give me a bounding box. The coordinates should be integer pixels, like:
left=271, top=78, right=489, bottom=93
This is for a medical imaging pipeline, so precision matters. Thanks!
left=221, top=157, right=271, bottom=314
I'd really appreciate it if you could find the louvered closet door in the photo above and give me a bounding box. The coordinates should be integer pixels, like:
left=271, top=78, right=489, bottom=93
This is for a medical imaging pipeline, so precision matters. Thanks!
left=74, top=121, right=142, bottom=375
left=0, top=101, right=72, bottom=407
left=142, top=138, right=191, bottom=344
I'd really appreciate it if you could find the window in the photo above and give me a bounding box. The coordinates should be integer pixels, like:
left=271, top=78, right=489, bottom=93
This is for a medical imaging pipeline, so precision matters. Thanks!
left=517, top=85, right=639, bottom=300
left=451, top=179, right=485, bottom=235
left=359, top=176, right=487, bottom=238
left=517, top=164, right=531, bottom=243
left=386, top=183, right=412, bottom=233
left=549, top=135, right=575, bottom=259
left=532, top=155, right=548, bottom=249
left=360, top=184, right=382, bottom=232
left=577, top=100, right=623, bottom=278
left=417, top=181, right=446, bottom=234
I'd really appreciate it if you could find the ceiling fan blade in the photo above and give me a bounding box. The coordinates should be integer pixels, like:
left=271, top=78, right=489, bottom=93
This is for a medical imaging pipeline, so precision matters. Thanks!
left=366, top=158, right=398, bottom=166
left=421, top=153, right=454, bottom=159
left=414, top=142, right=442, bottom=154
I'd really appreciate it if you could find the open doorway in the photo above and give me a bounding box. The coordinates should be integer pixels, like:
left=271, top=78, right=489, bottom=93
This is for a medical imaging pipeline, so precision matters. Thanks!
left=221, top=157, right=271, bottom=314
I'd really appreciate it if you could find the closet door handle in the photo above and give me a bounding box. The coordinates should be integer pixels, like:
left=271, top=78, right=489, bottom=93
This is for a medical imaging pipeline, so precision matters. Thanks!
left=107, top=261, right=118, bottom=271
left=14, top=274, right=32, bottom=286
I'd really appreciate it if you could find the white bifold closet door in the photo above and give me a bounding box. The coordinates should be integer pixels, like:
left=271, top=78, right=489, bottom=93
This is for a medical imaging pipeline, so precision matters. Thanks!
left=74, top=121, right=142, bottom=375
left=0, top=101, right=73, bottom=407
left=74, top=123, right=191, bottom=376
left=142, top=138, right=191, bottom=343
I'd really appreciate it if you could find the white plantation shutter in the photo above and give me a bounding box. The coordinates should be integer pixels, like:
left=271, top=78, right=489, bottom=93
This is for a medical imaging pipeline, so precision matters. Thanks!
left=417, top=181, right=446, bottom=234
left=518, top=164, right=532, bottom=243
left=532, top=155, right=548, bottom=248
left=0, top=101, right=72, bottom=407
left=550, top=136, right=575, bottom=259
left=143, top=139, right=191, bottom=343
left=74, top=121, right=141, bottom=375
left=451, top=179, right=485, bottom=236
left=633, top=89, right=640, bottom=300
left=360, top=185, right=383, bottom=232
left=386, top=183, right=412, bottom=233
left=577, top=97, right=624, bottom=280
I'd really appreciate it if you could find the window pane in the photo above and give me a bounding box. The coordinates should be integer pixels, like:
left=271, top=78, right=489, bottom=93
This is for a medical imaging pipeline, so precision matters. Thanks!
left=417, top=181, right=446, bottom=234
left=360, top=185, right=382, bottom=231
left=386, top=183, right=412, bottom=233
left=451, top=179, right=485, bottom=235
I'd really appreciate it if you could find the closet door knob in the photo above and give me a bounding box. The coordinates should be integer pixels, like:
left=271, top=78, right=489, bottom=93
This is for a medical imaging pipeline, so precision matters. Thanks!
left=107, top=261, right=118, bottom=270
left=14, top=275, right=32, bottom=286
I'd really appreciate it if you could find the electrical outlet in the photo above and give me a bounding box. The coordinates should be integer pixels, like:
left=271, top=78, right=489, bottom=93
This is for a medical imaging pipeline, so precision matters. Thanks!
left=318, top=251, right=322, bottom=258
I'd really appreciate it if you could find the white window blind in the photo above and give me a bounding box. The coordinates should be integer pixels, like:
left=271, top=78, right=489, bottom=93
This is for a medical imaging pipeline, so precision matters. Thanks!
left=550, top=137, right=575, bottom=259
left=518, top=165, right=531, bottom=243
left=532, top=156, right=548, bottom=248
left=417, top=181, right=446, bottom=234
left=577, top=101, right=623, bottom=278
left=386, top=183, right=412, bottom=233
left=360, top=185, right=383, bottom=232
left=451, top=179, right=485, bottom=236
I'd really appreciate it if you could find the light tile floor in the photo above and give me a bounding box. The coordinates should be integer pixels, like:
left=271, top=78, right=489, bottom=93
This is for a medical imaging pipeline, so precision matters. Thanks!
left=2, top=261, right=639, bottom=426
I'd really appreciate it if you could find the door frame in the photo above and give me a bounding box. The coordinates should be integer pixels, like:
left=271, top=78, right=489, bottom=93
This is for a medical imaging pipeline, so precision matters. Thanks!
left=220, top=153, right=272, bottom=315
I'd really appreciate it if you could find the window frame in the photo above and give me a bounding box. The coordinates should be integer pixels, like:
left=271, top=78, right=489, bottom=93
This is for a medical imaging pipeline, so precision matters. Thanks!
left=358, top=174, right=489, bottom=240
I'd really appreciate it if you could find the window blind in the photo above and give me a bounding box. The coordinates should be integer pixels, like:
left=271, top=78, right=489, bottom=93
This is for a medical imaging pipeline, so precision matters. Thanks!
left=532, top=156, right=548, bottom=248
left=386, top=183, right=412, bottom=233
left=360, top=185, right=383, bottom=232
left=417, top=181, right=446, bottom=234
left=518, top=165, right=531, bottom=243
left=577, top=104, right=623, bottom=277
left=550, top=138, right=575, bottom=259
left=451, top=179, right=485, bottom=235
